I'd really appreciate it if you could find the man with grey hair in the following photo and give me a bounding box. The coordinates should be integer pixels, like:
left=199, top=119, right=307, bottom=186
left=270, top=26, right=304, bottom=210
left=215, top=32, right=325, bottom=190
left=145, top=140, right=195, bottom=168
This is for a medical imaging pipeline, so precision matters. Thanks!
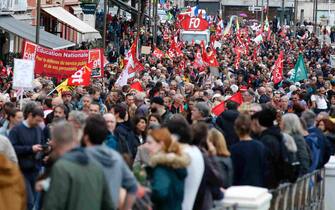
left=171, top=93, right=184, bottom=114
left=68, top=111, right=87, bottom=143
left=134, top=92, right=149, bottom=117
left=43, top=120, right=114, bottom=210
left=301, top=110, right=333, bottom=169
left=191, top=102, right=217, bottom=128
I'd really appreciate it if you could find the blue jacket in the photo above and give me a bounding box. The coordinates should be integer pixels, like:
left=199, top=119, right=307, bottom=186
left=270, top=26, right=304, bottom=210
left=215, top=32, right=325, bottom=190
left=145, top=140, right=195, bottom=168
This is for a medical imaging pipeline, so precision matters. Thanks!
left=308, top=127, right=333, bottom=169
left=104, top=133, right=118, bottom=150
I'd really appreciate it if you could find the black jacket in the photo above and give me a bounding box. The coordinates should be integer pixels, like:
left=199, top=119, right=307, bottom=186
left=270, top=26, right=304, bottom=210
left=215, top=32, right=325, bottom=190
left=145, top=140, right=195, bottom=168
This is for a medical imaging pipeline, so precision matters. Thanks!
left=193, top=150, right=224, bottom=210
left=114, top=122, right=138, bottom=158
left=215, top=110, right=239, bottom=147
left=258, top=126, right=283, bottom=189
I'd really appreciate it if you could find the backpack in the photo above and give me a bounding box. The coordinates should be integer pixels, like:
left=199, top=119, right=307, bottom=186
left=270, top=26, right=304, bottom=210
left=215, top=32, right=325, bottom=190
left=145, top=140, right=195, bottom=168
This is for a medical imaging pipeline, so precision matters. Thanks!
left=305, top=132, right=321, bottom=172
left=280, top=133, right=301, bottom=183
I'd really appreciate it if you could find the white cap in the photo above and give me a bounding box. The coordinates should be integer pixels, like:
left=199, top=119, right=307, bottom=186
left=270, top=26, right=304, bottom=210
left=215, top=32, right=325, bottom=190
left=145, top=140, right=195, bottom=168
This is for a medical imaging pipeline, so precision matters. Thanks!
left=230, top=84, right=239, bottom=93
left=289, top=85, right=297, bottom=92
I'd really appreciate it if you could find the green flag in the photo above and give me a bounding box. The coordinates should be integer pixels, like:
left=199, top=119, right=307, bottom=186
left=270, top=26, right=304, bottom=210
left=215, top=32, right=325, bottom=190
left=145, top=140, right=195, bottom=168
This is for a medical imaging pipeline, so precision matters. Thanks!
left=167, top=11, right=173, bottom=21
left=290, top=54, right=308, bottom=82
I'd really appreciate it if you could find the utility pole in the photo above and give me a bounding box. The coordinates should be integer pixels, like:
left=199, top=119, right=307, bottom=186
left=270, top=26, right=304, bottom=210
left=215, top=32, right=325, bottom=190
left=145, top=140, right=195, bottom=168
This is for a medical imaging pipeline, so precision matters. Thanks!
left=256, top=0, right=259, bottom=21
left=153, top=0, right=158, bottom=45
left=313, top=0, right=318, bottom=33
left=35, top=0, right=41, bottom=44
left=136, top=0, right=141, bottom=58
left=148, top=0, right=151, bottom=28
left=102, top=0, right=108, bottom=50
left=294, top=0, right=298, bottom=35
left=261, top=0, right=264, bottom=23
left=280, top=0, right=284, bottom=26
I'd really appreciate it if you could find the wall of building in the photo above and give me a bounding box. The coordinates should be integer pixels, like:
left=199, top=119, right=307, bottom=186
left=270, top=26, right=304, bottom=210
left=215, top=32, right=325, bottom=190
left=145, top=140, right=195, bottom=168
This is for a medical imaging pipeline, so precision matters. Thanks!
left=296, top=1, right=335, bottom=25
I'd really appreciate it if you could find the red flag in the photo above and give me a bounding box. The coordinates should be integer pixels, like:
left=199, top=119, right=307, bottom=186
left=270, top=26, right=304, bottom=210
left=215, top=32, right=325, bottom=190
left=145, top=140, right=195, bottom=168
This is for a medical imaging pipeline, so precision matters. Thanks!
left=200, top=40, right=205, bottom=51
left=130, top=81, right=144, bottom=92
left=272, top=50, right=284, bottom=84
left=228, top=92, right=243, bottom=104
left=267, top=29, right=272, bottom=41
left=116, top=38, right=140, bottom=86
left=252, top=48, right=258, bottom=62
left=212, top=101, right=225, bottom=116
left=153, top=48, right=165, bottom=59
left=128, top=59, right=145, bottom=75
left=167, top=39, right=183, bottom=58
left=203, top=50, right=219, bottom=67
left=68, top=64, right=92, bottom=86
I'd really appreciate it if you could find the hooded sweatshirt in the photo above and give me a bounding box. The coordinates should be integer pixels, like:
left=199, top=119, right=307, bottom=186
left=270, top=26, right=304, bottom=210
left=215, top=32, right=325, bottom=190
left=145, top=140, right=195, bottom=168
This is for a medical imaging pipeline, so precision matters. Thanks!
left=0, top=154, right=26, bottom=210
left=43, top=148, right=114, bottom=210
left=85, top=145, right=138, bottom=206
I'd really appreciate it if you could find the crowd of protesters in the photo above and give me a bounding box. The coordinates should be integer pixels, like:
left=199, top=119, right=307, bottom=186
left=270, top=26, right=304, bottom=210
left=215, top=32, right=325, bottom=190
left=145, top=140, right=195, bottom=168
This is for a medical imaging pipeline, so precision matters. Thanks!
left=1, top=7, right=335, bottom=210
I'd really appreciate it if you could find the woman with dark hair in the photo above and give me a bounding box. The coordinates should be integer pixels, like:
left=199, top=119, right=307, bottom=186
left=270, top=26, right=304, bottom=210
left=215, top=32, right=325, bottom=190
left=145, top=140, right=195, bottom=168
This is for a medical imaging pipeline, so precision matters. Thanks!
left=148, top=113, right=162, bottom=127
left=132, top=116, right=147, bottom=146
left=230, top=114, right=268, bottom=187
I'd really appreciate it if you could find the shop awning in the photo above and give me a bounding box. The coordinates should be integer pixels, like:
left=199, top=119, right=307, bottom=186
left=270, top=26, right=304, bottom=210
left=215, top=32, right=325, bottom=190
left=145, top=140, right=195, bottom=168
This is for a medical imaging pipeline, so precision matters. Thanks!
left=42, top=6, right=100, bottom=36
left=0, top=15, right=75, bottom=49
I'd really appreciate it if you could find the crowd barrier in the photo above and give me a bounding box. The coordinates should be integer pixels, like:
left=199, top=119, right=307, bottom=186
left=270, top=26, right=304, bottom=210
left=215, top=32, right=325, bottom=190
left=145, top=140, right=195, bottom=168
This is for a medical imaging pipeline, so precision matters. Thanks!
left=269, top=169, right=325, bottom=210
left=220, top=169, right=325, bottom=210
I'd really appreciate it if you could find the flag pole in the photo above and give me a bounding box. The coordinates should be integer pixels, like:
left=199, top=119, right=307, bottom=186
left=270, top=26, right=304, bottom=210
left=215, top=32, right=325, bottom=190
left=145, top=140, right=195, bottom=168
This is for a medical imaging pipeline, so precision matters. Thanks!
left=19, top=88, right=24, bottom=110
left=47, top=86, right=57, bottom=97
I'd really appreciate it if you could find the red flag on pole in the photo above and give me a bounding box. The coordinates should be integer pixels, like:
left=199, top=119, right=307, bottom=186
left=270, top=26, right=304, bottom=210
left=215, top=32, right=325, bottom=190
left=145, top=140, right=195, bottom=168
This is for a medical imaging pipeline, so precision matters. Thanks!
left=153, top=48, right=165, bottom=59
left=228, top=92, right=243, bottom=104
left=212, top=101, right=225, bottom=116
left=234, top=47, right=241, bottom=70
left=272, top=50, right=284, bottom=84
left=130, top=81, right=144, bottom=92
left=167, top=39, right=183, bottom=58
left=67, top=64, right=92, bottom=86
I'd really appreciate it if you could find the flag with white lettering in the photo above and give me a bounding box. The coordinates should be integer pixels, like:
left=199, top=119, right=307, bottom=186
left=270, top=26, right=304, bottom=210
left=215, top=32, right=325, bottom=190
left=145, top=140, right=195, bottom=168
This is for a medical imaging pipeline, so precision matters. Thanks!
left=153, top=48, right=164, bottom=59
left=68, top=63, right=92, bottom=86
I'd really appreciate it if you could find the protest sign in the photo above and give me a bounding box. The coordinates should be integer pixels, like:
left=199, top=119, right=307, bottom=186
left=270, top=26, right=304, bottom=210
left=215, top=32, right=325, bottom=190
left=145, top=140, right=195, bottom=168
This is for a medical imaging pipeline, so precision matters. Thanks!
left=13, top=59, right=35, bottom=89
left=210, top=67, right=220, bottom=77
left=141, top=46, right=151, bottom=54
left=22, top=41, right=104, bottom=79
